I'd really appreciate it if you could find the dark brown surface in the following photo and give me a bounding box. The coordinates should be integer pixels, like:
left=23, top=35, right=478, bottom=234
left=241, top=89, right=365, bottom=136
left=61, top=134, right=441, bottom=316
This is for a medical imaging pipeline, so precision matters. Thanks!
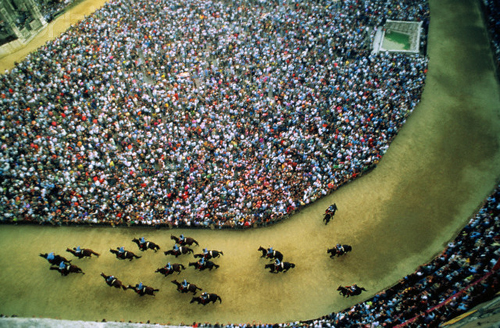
left=0, top=0, right=500, bottom=325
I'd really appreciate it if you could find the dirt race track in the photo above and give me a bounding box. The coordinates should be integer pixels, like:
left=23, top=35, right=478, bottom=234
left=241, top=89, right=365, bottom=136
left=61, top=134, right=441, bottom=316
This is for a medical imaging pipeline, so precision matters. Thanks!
left=0, top=0, right=500, bottom=325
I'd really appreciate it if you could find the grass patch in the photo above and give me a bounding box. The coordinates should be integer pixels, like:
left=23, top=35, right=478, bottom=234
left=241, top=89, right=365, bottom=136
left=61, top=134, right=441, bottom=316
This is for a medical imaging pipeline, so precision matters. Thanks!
left=384, top=31, right=410, bottom=50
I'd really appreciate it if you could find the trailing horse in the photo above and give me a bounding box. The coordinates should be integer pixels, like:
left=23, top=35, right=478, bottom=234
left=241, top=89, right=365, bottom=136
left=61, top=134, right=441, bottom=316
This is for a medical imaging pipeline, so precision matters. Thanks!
left=193, top=250, right=223, bottom=260
left=109, top=248, right=141, bottom=261
left=155, top=263, right=186, bottom=276
left=66, top=247, right=100, bottom=259
left=100, top=273, right=127, bottom=290
left=327, top=245, right=352, bottom=258
left=50, top=263, right=85, bottom=276
left=171, top=235, right=199, bottom=246
left=323, top=203, right=337, bottom=225
left=190, top=293, right=222, bottom=305
left=258, top=246, right=284, bottom=262
left=40, top=253, right=71, bottom=266
left=171, top=279, right=202, bottom=295
left=189, top=260, right=220, bottom=271
left=337, top=285, right=366, bottom=298
left=265, top=262, right=295, bottom=273
left=164, top=246, right=194, bottom=257
left=132, top=238, right=160, bottom=252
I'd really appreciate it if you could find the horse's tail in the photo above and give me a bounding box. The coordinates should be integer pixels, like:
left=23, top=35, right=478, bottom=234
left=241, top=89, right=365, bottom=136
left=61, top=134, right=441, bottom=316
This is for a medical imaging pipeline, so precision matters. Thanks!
left=193, top=239, right=199, bottom=246
left=121, top=285, right=128, bottom=291
left=92, top=250, right=100, bottom=257
left=164, top=251, right=170, bottom=255
left=217, top=295, right=222, bottom=303
left=179, top=264, right=186, bottom=270
left=188, top=248, right=194, bottom=254
left=290, top=263, right=296, bottom=268
left=190, top=297, right=196, bottom=304
left=134, top=254, right=142, bottom=259
left=194, top=254, right=202, bottom=258
left=360, top=287, right=367, bottom=291
left=214, top=263, right=220, bottom=269
left=196, top=286, right=202, bottom=291
left=219, top=251, right=224, bottom=256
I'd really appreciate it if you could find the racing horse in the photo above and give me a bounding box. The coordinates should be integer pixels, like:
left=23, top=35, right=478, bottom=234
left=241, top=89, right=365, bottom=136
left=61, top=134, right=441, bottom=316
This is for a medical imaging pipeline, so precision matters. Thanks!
left=155, top=263, right=186, bottom=276
left=109, top=248, right=142, bottom=261
left=171, top=279, right=203, bottom=295
left=100, top=273, right=127, bottom=290
left=66, top=247, right=100, bottom=259
left=258, top=246, right=284, bottom=262
left=126, top=284, right=159, bottom=296
left=164, top=246, right=194, bottom=257
left=50, top=263, right=85, bottom=276
left=323, top=203, right=338, bottom=225
left=190, top=293, right=222, bottom=305
left=132, top=238, right=161, bottom=252
left=265, top=261, right=296, bottom=273
left=337, top=285, right=367, bottom=298
left=170, top=235, right=199, bottom=247
left=40, top=253, right=71, bottom=266
left=189, top=260, right=220, bottom=271
left=193, top=250, right=224, bottom=260
left=327, top=245, right=352, bottom=258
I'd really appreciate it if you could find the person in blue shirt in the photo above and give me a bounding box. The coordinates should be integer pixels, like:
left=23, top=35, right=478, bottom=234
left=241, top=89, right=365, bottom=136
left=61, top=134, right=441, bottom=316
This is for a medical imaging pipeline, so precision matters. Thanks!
left=75, top=246, right=82, bottom=254
left=136, top=282, right=144, bottom=291
left=47, top=252, right=55, bottom=261
left=173, top=244, right=179, bottom=252
left=201, top=292, right=209, bottom=301
left=267, top=247, right=274, bottom=258
left=165, top=262, right=172, bottom=270
left=274, top=258, right=281, bottom=270
left=107, top=275, right=115, bottom=284
left=118, top=246, right=125, bottom=254
left=139, top=237, right=146, bottom=245
left=199, top=257, right=205, bottom=267
left=182, top=279, right=188, bottom=289
left=59, top=261, right=67, bottom=270
left=179, top=234, right=185, bottom=243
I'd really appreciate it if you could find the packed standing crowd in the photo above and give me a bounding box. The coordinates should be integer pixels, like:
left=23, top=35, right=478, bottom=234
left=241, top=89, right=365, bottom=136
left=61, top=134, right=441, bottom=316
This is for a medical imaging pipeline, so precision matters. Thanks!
left=482, top=0, right=500, bottom=72
left=0, top=0, right=429, bottom=229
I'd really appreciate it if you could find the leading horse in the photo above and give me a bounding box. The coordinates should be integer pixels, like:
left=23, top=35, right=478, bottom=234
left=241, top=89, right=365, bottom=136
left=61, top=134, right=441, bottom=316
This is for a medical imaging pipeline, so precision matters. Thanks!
left=66, top=247, right=100, bottom=259
left=100, top=273, right=127, bottom=290
left=264, top=262, right=295, bottom=273
left=109, top=248, right=142, bottom=261
left=190, top=293, right=222, bottom=305
left=40, top=253, right=71, bottom=266
left=50, top=264, right=85, bottom=276
left=155, top=263, right=186, bottom=276
left=170, top=235, right=199, bottom=246
left=189, top=260, right=220, bottom=271
left=337, top=285, right=367, bottom=298
left=132, top=238, right=160, bottom=252
left=327, top=245, right=352, bottom=258
left=126, top=284, right=159, bottom=296
left=164, top=246, right=194, bottom=257
left=171, top=280, right=202, bottom=295
left=258, top=246, right=284, bottom=262
left=193, top=250, right=224, bottom=260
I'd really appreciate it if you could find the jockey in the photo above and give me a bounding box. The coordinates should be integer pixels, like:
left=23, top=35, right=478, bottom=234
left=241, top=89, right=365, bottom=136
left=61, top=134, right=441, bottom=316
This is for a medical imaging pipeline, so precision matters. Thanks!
left=199, top=257, right=206, bottom=266
left=336, top=244, right=343, bottom=252
left=107, top=275, right=115, bottom=283
left=274, top=258, right=281, bottom=270
left=328, top=203, right=337, bottom=213
left=203, top=248, right=209, bottom=258
left=165, top=262, right=172, bottom=270
left=173, top=244, right=180, bottom=252
left=47, top=252, right=55, bottom=261
left=350, top=284, right=358, bottom=293
left=75, top=246, right=82, bottom=254
left=179, top=234, right=185, bottom=243
left=182, top=279, right=188, bottom=289
left=137, top=282, right=144, bottom=291
left=139, top=237, right=146, bottom=245
left=267, top=247, right=274, bottom=257
left=201, top=292, right=209, bottom=301
left=118, top=246, right=125, bottom=254
left=59, top=261, right=67, bottom=270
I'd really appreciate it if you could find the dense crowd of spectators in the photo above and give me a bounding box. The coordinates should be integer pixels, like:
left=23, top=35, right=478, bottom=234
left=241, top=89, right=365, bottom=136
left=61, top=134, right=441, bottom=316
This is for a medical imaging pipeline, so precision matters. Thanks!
left=0, top=0, right=430, bottom=228
left=482, top=0, right=500, bottom=71
left=34, top=0, right=79, bottom=23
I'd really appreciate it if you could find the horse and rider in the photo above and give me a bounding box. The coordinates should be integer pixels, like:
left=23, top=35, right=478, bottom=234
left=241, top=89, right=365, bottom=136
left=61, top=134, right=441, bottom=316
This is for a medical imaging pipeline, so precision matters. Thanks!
left=66, top=246, right=100, bottom=259
left=171, top=279, right=202, bottom=295
left=194, top=248, right=224, bottom=260
left=40, top=252, right=71, bottom=266
left=155, top=262, right=186, bottom=276
left=50, top=260, right=84, bottom=276
left=110, top=247, right=142, bottom=261
left=327, top=244, right=352, bottom=258
left=189, top=257, right=220, bottom=271
left=258, top=246, right=284, bottom=262
left=126, top=282, right=159, bottom=296
left=337, top=284, right=367, bottom=297
left=132, top=237, right=160, bottom=252
left=190, top=292, right=222, bottom=305
left=265, top=259, right=296, bottom=273
left=323, top=203, right=338, bottom=225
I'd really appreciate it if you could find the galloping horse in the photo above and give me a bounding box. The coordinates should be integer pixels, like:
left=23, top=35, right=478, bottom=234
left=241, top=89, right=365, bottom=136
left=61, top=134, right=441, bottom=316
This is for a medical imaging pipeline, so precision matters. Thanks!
left=40, top=253, right=71, bottom=266
left=164, top=246, right=194, bottom=257
left=327, top=245, right=352, bottom=258
left=170, top=235, right=199, bottom=246
left=132, top=238, right=160, bottom=252
left=109, top=248, right=141, bottom=261
left=258, top=246, right=284, bottom=262
left=323, top=203, right=338, bottom=225
left=190, top=293, right=222, bottom=305
left=189, top=260, right=220, bottom=271
left=50, top=264, right=85, bottom=276
left=171, top=280, right=202, bottom=295
left=100, top=273, right=127, bottom=290
left=66, top=247, right=100, bottom=259
left=193, top=250, right=224, bottom=260
left=265, top=262, right=295, bottom=273
left=155, top=264, right=186, bottom=276
left=337, top=285, right=367, bottom=298
left=126, top=284, right=159, bottom=296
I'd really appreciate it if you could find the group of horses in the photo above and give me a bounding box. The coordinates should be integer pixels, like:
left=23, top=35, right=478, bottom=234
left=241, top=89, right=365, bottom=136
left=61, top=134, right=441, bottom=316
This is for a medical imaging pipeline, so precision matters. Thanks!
left=40, top=235, right=223, bottom=304
left=258, top=246, right=296, bottom=273
left=322, top=204, right=367, bottom=298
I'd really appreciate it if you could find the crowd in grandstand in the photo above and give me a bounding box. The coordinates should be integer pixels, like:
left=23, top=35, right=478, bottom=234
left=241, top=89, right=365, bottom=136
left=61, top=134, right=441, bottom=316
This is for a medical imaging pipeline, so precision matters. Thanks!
left=482, top=0, right=500, bottom=70
left=0, top=0, right=430, bottom=228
